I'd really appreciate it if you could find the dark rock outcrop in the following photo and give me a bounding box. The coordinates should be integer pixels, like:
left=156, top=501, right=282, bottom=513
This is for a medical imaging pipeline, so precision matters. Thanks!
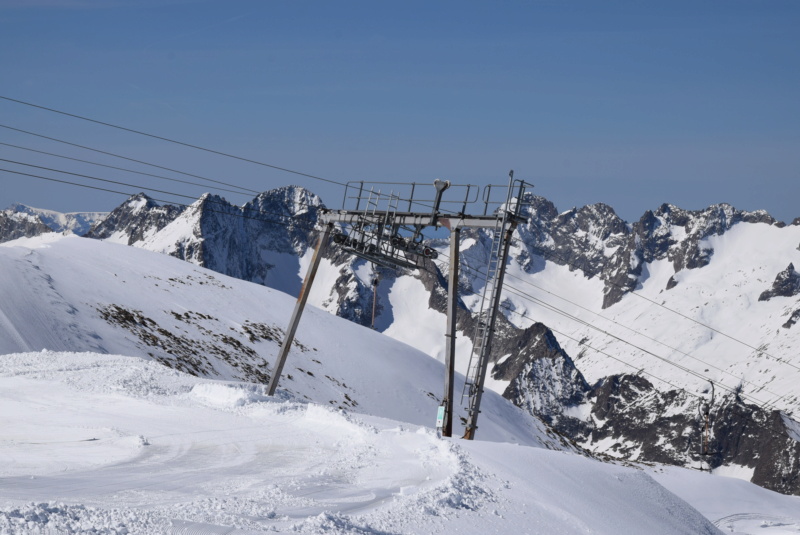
left=759, top=263, right=800, bottom=302
left=783, top=309, right=800, bottom=329
left=525, top=371, right=800, bottom=495
left=494, top=323, right=591, bottom=437
left=0, top=211, right=53, bottom=243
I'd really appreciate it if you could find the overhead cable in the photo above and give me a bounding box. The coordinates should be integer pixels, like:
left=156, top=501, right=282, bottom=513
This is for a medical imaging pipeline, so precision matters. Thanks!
left=0, top=95, right=347, bottom=186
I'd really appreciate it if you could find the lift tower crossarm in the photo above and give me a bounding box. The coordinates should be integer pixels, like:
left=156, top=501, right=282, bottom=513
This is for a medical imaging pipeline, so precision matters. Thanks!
left=320, top=212, right=508, bottom=229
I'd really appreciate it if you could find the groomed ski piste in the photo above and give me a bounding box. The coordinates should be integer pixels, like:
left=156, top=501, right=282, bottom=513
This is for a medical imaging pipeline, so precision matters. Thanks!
left=0, top=235, right=798, bottom=534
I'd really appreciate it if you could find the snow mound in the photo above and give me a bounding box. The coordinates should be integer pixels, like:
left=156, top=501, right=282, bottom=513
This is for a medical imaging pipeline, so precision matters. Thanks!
left=188, top=383, right=272, bottom=409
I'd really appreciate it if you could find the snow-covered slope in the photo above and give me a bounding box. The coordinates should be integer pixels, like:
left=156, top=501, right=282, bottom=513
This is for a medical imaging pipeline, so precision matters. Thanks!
left=498, top=218, right=800, bottom=409
left=0, top=233, right=556, bottom=447
left=135, top=187, right=322, bottom=295
left=650, top=465, right=800, bottom=534
left=0, top=350, right=723, bottom=535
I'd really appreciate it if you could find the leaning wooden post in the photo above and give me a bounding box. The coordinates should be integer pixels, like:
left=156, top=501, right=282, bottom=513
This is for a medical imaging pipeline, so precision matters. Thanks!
left=267, top=222, right=333, bottom=396
left=442, top=226, right=461, bottom=437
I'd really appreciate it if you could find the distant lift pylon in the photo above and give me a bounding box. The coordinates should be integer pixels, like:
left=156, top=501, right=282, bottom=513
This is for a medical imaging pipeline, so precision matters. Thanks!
left=267, top=173, right=531, bottom=440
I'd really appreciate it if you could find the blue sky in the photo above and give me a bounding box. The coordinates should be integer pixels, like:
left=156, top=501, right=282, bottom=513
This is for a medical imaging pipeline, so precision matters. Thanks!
left=1, top=0, right=798, bottom=222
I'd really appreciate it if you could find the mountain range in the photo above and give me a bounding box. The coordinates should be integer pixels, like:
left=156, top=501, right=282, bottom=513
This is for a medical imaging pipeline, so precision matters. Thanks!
left=1, top=234, right=743, bottom=534
left=3, top=186, right=800, bottom=496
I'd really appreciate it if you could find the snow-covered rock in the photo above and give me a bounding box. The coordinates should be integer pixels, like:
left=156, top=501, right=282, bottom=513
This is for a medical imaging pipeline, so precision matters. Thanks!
left=0, top=210, right=52, bottom=243
left=7, top=202, right=107, bottom=235
left=84, top=192, right=182, bottom=245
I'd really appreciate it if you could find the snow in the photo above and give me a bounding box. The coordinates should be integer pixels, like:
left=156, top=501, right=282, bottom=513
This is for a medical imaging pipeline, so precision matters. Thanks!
left=380, top=274, right=479, bottom=382
left=651, top=466, right=800, bottom=535
left=0, top=351, right=721, bottom=535
left=712, top=464, right=756, bottom=482
left=383, top=275, right=446, bottom=360
left=138, top=203, right=202, bottom=258
left=0, top=233, right=794, bottom=534
left=126, top=195, right=148, bottom=214
left=0, top=234, right=555, bottom=447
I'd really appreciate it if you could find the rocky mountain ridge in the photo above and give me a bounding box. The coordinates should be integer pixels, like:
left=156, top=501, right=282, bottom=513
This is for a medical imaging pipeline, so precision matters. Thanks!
left=511, top=196, right=785, bottom=308
left=7, top=202, right=107, bottom=235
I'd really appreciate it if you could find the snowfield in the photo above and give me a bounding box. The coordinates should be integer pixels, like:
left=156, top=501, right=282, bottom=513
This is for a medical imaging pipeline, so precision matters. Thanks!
left=1, top=351, right=721, bottom=534
left=0, top=234, right=796, bottom=533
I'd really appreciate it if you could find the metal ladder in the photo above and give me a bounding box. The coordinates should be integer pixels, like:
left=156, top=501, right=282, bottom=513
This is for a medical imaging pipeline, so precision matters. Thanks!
left=461, top=182, right=521, bottom=438
left=462, top=214, right=506, bottom=398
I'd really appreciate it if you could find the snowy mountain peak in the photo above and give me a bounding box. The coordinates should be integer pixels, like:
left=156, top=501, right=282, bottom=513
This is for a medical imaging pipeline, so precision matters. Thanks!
left=85, top=193, right=183, bottom=246
left=122, top=192, right=160, bottom=214
left=248, top=184, right=324, bottom=217
left=6, top=202, right=108, bottom=235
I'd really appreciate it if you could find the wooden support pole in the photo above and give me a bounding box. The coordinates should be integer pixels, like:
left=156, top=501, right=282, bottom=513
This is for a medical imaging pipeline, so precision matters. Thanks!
left=443, top=226, right=460, bottom=437
left=267, top=223, right=333, bottom=396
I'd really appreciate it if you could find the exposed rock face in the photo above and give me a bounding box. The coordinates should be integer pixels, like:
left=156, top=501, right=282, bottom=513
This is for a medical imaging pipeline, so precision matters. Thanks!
left=514, top=199, right=779, bottom=308
left=493, top=323, right=588, bottom=424
left=85, top=193, right=182, bottom=245
left=583, top=374, right=698, bottom=463
left=86, top=186, right=384, bottom=326
left=0, top=211, right=53, bottom=243
left=510, top=369, right=800, bottom=496
left=133, top=186, right=324, bottom=298
left=759, top=263, right=800, bottom=301
left=784, top=309, right=800, bottom=329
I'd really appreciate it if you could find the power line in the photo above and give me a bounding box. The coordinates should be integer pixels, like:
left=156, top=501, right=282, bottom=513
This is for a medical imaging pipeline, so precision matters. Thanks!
left=4, top=127, right=792, bottom=403
left=498, top=270, right=788, bottom=406
left=0, top=117, right=507, bottom=231
left=526, top=242, right=800, bottom=373
left=8, top=99, right=780, bottom=375
left=0, top=140, right=332, bottom=220
left=0, top=141, right=254, bottom=198
left=0, top=123, right=363, bottom=219
left=499, top=303, right=800, bottom=454
left=502, top=284, right=776, bottom=410
left=427, top=251, right=800, bottom=453
left=1, top=158, right=206, bottom=203
left=0, top=167, right=322, bottom=234
left=0, top=123, right=261, bottom=195
left=0, top=95, right=348, bottom=187
left=445, top=253, right=800, bottom=441
left=0, top=120, right=503, bottom=218
left=431, top=249, right=783, bottom=412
